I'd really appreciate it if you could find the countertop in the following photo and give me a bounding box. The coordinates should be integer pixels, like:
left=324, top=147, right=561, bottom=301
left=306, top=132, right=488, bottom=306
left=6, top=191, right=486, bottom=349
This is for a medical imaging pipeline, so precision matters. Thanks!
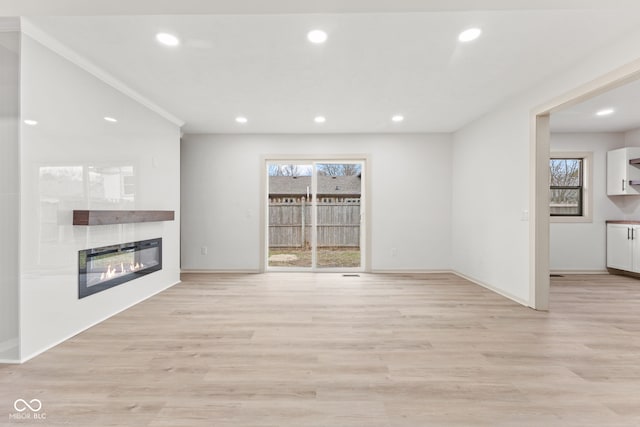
left=606, top=220, right=640, bottom=224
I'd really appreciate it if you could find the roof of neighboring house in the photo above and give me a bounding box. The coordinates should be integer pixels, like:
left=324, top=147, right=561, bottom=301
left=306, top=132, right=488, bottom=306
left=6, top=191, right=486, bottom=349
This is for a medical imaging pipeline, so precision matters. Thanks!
left=269, top=175, right=361, bottom=196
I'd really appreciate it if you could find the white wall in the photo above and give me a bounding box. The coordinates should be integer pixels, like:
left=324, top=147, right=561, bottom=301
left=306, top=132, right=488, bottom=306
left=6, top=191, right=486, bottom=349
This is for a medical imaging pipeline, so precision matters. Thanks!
left=19, top=35, right=181, bottom=361
left=181, top=133, right=452, bottom=272
left=549, top=132, right=625, bottom=272
left=453, top=25, right=640, bottom=305
left=0, top=30, right=20, bottom=362
left=451, top=107, right=531, bottom=303
left=625, top=128, right=640, bottom=146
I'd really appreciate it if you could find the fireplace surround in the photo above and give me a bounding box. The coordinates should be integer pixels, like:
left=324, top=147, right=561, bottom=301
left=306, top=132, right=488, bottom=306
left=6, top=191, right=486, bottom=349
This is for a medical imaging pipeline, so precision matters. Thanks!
left=78, top=238, right=162, bottom=299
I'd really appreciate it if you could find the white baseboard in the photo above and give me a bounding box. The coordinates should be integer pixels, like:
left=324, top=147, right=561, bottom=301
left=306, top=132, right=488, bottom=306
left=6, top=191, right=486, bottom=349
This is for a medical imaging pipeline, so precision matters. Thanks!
left=451, top=271, right=531, bottom=308
left=18, top=280, right=180, bottom=364
left=181, top=269, right=261, bottom=274
left=183, top=269, right=452, bottom=274
left=550, top=270, right=608, bottom=275
left=370, top=269, right=452, bottom=274
left=182, top=269, right=452, bottom=276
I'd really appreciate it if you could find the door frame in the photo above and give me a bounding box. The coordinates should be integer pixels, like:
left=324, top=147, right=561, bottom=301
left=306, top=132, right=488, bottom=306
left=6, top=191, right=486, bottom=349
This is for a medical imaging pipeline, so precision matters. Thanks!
left=261, top=154, right=371, bottom=273
left=531, top=60, right=640, bottom=310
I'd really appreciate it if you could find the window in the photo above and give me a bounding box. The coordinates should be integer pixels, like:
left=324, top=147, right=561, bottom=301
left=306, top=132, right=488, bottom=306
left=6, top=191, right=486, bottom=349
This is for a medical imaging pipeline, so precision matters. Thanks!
left=550, top=158, right=582, bottom=216
left=549, top=152, right=592, bottom=222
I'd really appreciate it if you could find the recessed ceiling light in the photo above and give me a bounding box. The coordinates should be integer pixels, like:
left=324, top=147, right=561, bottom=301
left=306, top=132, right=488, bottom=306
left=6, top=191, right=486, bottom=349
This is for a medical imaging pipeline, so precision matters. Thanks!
left=24, top=119, right=38, bottom=126
left=314, top=116, right=326, bottom=123
left=596, top=108, right=615, bottom=116
left=458, top=28, right=482, bottom=42
left=235, top=116, right=248, bottom=124
left=104, top=116, right=118, bottom=123
left=156, top=32, right=180, bottom=47
left=307, top=30, right=328, bottom=44
left=392, top=115, right=405, bottom=123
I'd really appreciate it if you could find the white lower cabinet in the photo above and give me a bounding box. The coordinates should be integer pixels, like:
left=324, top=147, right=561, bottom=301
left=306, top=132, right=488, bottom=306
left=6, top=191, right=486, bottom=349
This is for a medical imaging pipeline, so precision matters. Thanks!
left=606, top=223, right=640, bottom=272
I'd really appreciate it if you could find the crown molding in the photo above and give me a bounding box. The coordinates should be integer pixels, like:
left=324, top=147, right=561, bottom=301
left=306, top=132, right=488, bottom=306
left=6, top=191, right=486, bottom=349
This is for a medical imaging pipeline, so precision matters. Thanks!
left=20, top=18, right=185, bottom=128
left=2, top=0, right=640, bottom=15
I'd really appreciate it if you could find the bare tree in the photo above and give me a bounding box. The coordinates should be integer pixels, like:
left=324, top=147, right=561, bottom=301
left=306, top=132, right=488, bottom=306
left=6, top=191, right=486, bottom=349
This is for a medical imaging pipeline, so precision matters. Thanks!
left=549, top=159, right=581, bottom=210
left=550, top=159, right=579, bottom=187
left=268, top=164, right=282, bottom=176
left=317, top=163, right=361, bottom=176
left=342, top=164, right=361, bottom=176
left=269, top=164, right=305, bottom=176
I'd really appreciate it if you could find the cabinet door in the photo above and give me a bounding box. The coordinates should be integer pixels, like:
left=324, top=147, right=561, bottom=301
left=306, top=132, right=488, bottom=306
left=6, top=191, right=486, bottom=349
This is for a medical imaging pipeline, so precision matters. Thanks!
left=607, top=149, right=628, bottom=195
left=632, top=226, right=640, bottom=273
left=607, top=224, right=633, bottom=271
left=607, top=148, right=640, bottom=195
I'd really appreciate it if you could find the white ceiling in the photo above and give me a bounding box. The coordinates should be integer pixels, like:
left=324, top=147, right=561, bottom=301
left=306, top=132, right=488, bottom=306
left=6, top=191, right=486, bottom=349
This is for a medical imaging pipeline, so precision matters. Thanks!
left=11, top=2, right=640, bottom=134
left=551, top=79, right=640, bottom=133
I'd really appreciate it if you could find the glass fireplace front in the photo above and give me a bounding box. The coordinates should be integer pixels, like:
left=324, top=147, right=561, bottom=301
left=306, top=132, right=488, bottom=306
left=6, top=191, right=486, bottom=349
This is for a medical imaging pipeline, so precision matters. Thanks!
left=78, top=238, right=162, bottom=299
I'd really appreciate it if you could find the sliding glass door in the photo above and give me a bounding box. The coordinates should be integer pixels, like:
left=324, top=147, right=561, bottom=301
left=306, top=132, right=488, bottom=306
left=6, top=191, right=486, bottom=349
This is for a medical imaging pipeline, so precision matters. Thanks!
left=315, top=162, right=362, bottom=269
left=267, top=163, right=313, bottom=268
left=267, top=161, right=364, bottom=271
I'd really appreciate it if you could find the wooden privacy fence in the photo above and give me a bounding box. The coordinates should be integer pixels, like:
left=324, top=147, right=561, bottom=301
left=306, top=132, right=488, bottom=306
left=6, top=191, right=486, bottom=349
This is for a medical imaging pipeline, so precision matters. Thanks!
left=269, top=197, right=360, bottom=248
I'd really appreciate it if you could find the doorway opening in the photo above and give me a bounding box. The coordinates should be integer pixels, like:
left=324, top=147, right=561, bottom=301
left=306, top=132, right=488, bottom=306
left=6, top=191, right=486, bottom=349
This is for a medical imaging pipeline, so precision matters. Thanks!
left=265, top=160, right=365, bottom=271
left=532, top=64, right=640, bottom=310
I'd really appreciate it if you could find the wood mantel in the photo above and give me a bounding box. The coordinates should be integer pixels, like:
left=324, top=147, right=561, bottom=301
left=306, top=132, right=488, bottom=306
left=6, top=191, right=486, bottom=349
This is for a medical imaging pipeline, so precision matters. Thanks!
left=73, top=210, right=175, bottom=225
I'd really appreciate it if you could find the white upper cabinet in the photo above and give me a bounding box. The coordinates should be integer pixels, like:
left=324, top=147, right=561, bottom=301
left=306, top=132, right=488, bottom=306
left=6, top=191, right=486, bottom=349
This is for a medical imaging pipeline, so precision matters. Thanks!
left=607, top=147, right=640, bottom=195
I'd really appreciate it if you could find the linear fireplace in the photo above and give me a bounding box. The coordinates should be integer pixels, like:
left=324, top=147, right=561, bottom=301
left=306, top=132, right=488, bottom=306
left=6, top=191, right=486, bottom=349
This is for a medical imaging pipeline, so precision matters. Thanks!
left=78, top=238, right=162, bottom=299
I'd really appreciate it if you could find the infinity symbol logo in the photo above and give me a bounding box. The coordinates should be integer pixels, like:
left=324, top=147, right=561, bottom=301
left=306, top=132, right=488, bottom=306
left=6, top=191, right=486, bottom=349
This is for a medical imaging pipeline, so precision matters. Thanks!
left=13, top=399, right=42, bottom=412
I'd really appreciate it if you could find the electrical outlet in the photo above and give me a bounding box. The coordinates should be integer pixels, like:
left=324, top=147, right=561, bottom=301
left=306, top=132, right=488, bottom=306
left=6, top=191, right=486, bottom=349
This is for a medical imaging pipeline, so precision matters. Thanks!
left=391, top=248, right=398, bottom=257
left=201, top=246, right=208, bottom=255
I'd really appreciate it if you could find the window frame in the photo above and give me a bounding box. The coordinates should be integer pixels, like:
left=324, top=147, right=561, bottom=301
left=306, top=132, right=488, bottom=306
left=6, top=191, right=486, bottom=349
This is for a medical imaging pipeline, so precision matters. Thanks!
left=549, top=152, right=593, bottom=223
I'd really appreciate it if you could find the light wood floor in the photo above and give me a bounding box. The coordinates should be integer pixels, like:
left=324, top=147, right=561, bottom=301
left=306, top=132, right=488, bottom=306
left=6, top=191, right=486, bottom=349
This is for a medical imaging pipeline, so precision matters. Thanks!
left=1, top=273, right=640, bottom=426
